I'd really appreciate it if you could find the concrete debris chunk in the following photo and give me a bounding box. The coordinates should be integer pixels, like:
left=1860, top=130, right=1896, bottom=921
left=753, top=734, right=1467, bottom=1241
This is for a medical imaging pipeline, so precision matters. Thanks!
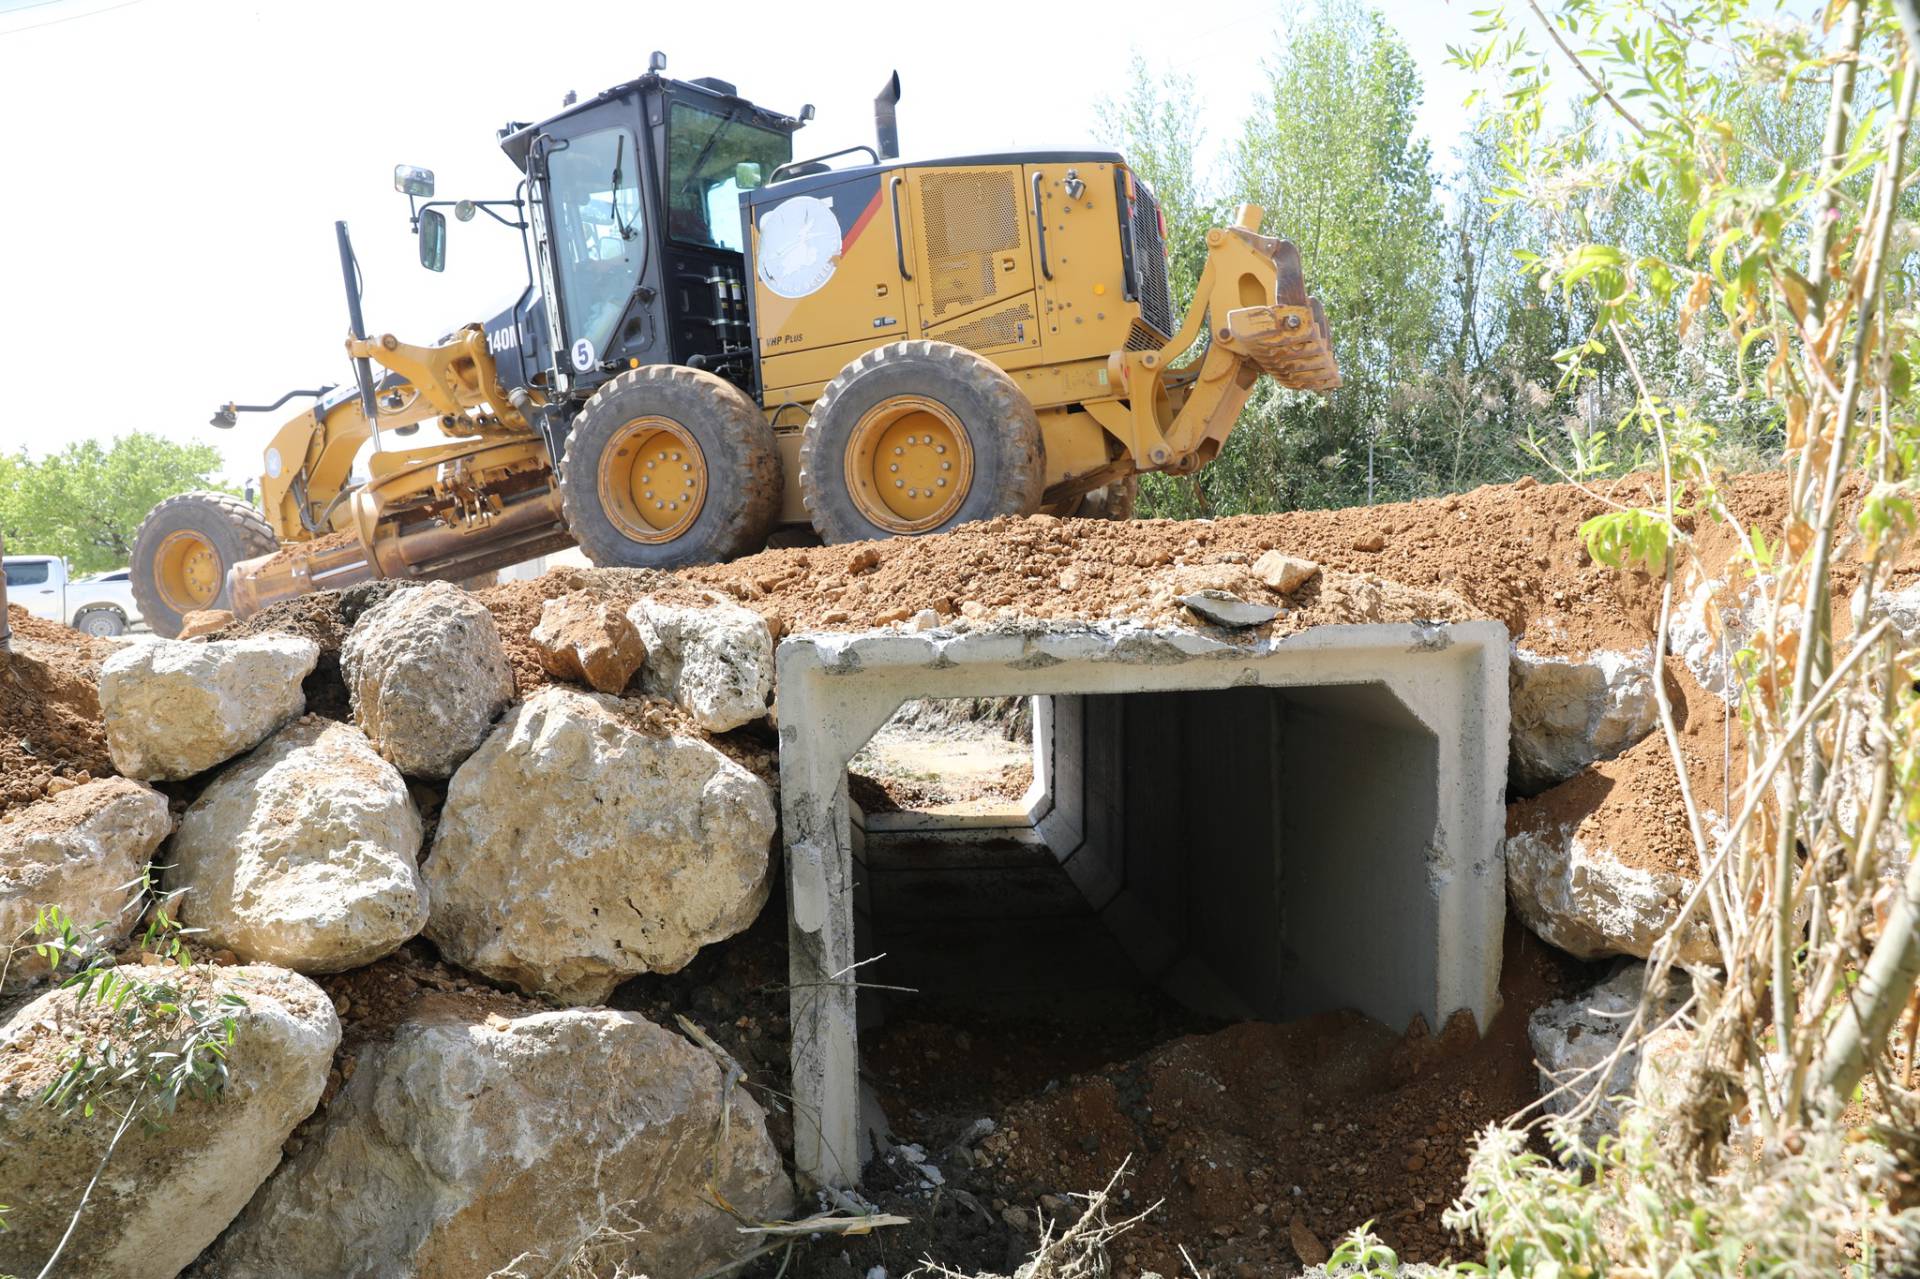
left=0, top=778, right=170, bottom=991
left=1252, top=550, right=1322, bottom=594
left=1508, top=646, right=1657, bottom=795
left=424, top=686, right=776, bottom=1003
left=196, top=1003, right=792, bottom=1279
left=100, top=633, right=317, bottom=780
left=529, top=589, right=647, bottom=694
left=0, top=964, right=339, bottom=1279
left=1529, top=961, right=1688, bottom=1150
left=1506, top=824, right=1719, bottom=965
left=170, top=716, right=428, bottom=973
left=628, top=595, right=775, bottom=732
left=342, top=579, right=515, bottom=778
left=1178, top=590, right=1280, bottom=628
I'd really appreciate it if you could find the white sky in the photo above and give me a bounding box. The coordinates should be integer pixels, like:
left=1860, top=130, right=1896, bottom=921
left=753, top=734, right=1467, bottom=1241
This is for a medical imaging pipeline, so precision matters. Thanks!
left=0, top=0, right=1481, bottom=483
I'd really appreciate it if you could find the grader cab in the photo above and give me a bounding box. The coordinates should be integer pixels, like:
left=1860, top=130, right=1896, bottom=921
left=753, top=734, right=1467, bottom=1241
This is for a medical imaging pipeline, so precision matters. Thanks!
left=129, top=57, right=1338, bottom=636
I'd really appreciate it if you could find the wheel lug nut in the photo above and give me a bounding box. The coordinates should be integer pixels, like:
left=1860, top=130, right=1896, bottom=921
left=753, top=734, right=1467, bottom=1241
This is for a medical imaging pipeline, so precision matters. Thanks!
left=942, top=461, right=952, bottom=470
left=894, top=447, right=903, bottom=456
left=937, top=478, right=947, bottom=487
left=894, top=479, right=904, bottom=488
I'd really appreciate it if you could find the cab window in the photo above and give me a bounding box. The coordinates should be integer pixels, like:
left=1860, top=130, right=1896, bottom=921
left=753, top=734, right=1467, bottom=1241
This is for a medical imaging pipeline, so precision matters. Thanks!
left=547, top=126, right=646, bottom=353
left=666, top=103, right=792, bottom=252
left=5, top=561, right=50, bottom=587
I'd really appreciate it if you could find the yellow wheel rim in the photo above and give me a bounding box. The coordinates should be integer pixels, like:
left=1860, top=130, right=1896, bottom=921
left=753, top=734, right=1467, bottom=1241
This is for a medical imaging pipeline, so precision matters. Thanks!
left=154, top=531, right=221, bottom=612
left=844, top=396, right=974, bottom=534
left=598, top=417, right=708, bottom=544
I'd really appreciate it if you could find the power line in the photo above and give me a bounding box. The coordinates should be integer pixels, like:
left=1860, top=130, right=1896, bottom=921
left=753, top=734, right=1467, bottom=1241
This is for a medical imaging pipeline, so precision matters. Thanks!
left=0, top=0, right=146, bottom=37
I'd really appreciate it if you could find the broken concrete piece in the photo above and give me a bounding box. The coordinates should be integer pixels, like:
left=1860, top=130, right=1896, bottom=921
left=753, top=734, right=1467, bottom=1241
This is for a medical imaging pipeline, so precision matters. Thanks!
left=1506, top=824, right=1718, bottom=965
left=424, top=686, right=776, bottom=1003
left=0, top=778, right=171, bottom=991
left=100, top=633, right=318, bottom=780
left=1529, top=962, right=1688, bottom=1150
left=530, top=590, right=648, bottom=694
left=1252, top=551, right=1321, bottom=594
left=1178, top=590, right=1279, bottom=628
left=341, top=580, right=515, bottom=778
left=1508, top=646, right=1657, bottom=795
left=0, top=964, right=338, bottom=1279
left=628, top=596, right=774, bottom=732
left=170, top=716, right=428, bottom=973
left=197, top=1001, right=791, bottom=1279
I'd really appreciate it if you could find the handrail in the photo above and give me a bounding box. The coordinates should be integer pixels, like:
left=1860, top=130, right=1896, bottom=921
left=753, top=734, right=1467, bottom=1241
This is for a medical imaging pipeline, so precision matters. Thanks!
left=1032, top=172, right=1053, bottom=281
left=770, top=145, right=881, bottom=184
left=890, top=176, right=913, bottom=281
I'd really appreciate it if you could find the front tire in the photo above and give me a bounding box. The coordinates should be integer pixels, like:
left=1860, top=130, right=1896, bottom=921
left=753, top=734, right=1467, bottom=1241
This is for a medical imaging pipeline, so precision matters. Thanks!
left=130, top=491, right=279, bottom=637
left=799, top=340, right=1046, bottom=545
left=558, top=365, right=782, bottom=569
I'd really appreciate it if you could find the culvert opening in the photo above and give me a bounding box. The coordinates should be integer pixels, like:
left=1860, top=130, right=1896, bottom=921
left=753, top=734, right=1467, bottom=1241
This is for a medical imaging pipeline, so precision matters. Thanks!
left=778, top=620, right=1508, bottom=1187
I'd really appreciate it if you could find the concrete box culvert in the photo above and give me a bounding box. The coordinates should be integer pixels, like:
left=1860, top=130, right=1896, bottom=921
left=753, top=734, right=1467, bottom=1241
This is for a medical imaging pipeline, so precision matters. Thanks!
left=777, top=618, right=1510, bottom=1189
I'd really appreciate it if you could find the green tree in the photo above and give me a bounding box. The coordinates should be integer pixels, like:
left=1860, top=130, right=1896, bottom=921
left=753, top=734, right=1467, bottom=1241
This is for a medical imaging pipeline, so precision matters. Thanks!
left=0, top=434, right=233, bottom=573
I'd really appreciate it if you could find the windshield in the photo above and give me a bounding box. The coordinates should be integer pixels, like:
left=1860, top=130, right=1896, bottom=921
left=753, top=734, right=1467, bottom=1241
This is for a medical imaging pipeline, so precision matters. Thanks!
left=666, top=103, right=791, bottom=252
left=547, top=125, right=645, bottom=354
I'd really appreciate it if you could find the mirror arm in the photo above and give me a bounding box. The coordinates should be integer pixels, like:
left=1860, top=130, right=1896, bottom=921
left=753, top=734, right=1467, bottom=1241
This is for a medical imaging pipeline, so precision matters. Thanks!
left=412, top=198, right=527, bottom=232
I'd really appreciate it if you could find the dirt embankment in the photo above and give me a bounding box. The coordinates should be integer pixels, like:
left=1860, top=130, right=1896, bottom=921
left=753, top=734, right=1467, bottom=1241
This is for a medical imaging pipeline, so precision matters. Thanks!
left=0, top=606, right=117, bottom=814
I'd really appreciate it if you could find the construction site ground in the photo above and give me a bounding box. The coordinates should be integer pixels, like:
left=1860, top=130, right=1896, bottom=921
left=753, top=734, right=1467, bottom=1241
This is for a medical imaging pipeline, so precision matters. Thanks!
left=3, top=467, right=1906, bottom=1276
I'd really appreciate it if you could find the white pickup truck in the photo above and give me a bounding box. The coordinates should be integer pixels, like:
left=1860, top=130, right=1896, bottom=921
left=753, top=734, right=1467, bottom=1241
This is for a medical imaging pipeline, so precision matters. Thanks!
left=3, top=555, right=144, bottom=636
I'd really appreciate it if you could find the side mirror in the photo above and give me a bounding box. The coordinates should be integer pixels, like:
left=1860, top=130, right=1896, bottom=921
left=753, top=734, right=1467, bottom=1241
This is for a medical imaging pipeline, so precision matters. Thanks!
left=394, top=164, right=435, bottom=198
left=734, top=162, right=763, bottom=190
left=419, top=208, right=447, bottom=272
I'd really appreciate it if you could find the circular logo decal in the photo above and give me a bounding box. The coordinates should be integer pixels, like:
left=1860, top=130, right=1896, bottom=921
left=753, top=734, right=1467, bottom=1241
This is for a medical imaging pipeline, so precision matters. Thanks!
left=570, top=337, right=596, bottom=373
left=758, top=194, right=842, bottom=299
left=264, top=447, right=283, bottom=480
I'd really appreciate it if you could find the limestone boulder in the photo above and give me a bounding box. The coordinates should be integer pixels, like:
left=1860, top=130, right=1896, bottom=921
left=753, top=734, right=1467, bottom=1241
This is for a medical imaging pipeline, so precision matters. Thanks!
left=1506, top=824, right=1719, bottom=965
left=629, top=596, right=774, bottom=732
left=1668, top=573, right=1776, bottom=703
left=1508, top=646, right=1657, bottom=794
left=100, top=634, right=318, bottom=780
left=170, top=716, right=427, bottom=973
left=530, top=590, right=647, bottom=694
left=424, top=686, right=776, bottom=1003
left=1252, top=550, right=1321, bottom=594
left=341, top=580, right=515, bottom=778
left=0, top=964, right=338, bottom=1279
left=197, top=1001, right=793, bottom=1279
left=0, top=778, right=171, bottom=991
left=1871, top=582, right=1920, bottom=648
left=1529, top=962, right=1688, bottom=1149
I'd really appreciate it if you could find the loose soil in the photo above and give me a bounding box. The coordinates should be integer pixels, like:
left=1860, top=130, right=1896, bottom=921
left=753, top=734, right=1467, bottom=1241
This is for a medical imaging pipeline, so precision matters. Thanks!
left=0, top=607, right=117, bottom=816
left=1508, top=658, right=1740, bottom=878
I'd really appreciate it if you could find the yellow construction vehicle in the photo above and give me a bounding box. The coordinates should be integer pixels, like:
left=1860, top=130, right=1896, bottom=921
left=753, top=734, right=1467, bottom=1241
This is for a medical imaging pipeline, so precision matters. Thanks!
left=129, top=58, right=1337, bottom=636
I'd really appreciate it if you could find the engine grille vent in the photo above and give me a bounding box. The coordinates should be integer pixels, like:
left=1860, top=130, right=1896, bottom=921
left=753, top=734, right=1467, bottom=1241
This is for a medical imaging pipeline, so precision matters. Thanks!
left=1122, top=177, right=1176, bottom=339
left=942, top=302, right=1033, bottom=352
left=921, top=171, right=1021, bottom=319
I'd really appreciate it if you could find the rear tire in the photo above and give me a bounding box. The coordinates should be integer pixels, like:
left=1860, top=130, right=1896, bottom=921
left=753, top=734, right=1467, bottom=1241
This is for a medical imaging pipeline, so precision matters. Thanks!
left=73, top=607, right=127, bottom=638
left=130, top=491, right=279, bottom=637
left=558, top=365, right=782, bottom=569
left=799, top=340, right=1045, bottom=545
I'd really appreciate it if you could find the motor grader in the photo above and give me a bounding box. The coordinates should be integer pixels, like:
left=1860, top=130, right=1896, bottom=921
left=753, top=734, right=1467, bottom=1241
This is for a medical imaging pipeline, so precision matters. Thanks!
left=129, top=57, right=1339, bottom=637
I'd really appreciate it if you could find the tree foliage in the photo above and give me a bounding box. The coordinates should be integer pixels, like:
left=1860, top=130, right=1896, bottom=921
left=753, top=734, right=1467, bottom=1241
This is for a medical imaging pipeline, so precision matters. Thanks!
left=0, top=434, right=232, bottom=573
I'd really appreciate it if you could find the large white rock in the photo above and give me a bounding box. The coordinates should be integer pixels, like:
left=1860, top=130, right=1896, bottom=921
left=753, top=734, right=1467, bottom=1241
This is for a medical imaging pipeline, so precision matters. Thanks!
left=0, top=778, right=172, bottom=991
left=424, top=686, right=776, bottom=1003
left=169, top=716, right=428, bottom=973
left=1668, top=574, right=1777, bottom=704
left=1509, top=646, right=1657, bottom=794
left=629, top=596, right=774, bottom=732
left=0, top=964, right=338, bottom=1279
left=197, top=1002, right=793, bottom=1279
left=1529, top=962, right=1688, bottom=1150
left=99, top=634, right=318, bottom=780
left=1507, top=825, right=1720, bottom=965
left=340, top=581, right=515, bottom=778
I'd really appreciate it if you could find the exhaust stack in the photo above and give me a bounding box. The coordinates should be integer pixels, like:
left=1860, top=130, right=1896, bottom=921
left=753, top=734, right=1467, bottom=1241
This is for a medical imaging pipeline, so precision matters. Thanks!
left=874, top=72, right=901, bottom=161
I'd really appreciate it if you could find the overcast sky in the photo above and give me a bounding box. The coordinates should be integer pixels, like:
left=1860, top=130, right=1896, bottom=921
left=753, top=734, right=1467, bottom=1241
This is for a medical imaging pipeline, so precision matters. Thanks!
left=0, top=0, right=1483, bottom=482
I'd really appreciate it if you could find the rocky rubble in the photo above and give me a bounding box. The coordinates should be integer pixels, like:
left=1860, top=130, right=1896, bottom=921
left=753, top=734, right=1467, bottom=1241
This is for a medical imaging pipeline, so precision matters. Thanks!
left=0, top=777, right=171, bottom=990
left=529, top=589, right=648, bottom=693
left=99, top=633, right=318, bottom=779
left=169, top=716, right=428, bottom=973
left=1528, top=961, right=1689, bottom=1149
left=0, top=965, right=339, bottom=1279
left=1507, top=646, right=1657, bottom=794
left=199, top=1001, right=792, bottom=1279
left=423, top=685, right=777, bottom=1003
left=629, top=595, right=776, bottom=731
left=340, top=580, right=515, bottom=777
